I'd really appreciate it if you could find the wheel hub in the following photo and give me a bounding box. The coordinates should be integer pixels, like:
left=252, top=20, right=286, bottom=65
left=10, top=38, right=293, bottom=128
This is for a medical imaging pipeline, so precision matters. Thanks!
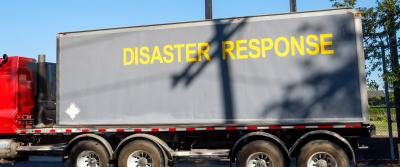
left=246, top=152, right=272, bottom=167
left=255, top=159, right=267, bottom=167
left=138, top=157, right=148, bottom=167
left=89, top=159, right=97, bottom=166
left=76, top=151, right=100, bottom=167
left=316, top=159, right=328, bottom=167
left=307, top=152, right=337, bottom=167
left=127, top=150, right=153, bottom=167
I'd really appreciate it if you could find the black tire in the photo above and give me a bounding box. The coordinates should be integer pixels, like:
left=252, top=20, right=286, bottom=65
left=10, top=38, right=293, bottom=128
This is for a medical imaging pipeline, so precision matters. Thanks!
left=69, top=140, right=110, bottom=167
left=297, top=140, right=349, bottom=167
left=118, top=140, right=164, bottom=167
left=237, top=140, right=285, bottom=167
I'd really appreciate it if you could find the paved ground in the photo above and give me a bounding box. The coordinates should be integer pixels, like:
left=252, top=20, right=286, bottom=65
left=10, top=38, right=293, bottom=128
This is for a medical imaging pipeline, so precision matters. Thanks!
left=2, top=158, right=227, bottom=167
left=0, top=156, right=390, bottom=167
left=1, top=136, right=395, bottom=167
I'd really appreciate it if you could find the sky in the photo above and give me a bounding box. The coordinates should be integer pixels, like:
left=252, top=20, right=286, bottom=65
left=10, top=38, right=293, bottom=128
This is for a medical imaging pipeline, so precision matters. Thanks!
left=0, top=0, right=376, bottom=63
left=0, top=1, right=385, bottom=90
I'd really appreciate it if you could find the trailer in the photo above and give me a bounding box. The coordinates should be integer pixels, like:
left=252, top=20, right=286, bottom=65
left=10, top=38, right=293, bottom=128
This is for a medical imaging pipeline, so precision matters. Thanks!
left=0, top=9, right=371, bottom=167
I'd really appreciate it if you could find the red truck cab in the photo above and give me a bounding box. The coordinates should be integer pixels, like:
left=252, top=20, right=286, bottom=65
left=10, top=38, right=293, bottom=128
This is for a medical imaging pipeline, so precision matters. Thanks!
left=0, top=56, right=35, bottom=134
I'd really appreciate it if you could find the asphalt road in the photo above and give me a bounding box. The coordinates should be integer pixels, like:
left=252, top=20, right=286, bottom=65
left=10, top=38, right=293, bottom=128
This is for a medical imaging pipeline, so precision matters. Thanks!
left=1, top=158, right=227, bottom=167
left=0, top=156, right=387, bottom=167
left=2, top=161, right=228, bottom=167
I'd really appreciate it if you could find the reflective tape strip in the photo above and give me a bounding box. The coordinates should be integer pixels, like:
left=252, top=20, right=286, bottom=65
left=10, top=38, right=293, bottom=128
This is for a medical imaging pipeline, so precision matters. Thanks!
left=247, top=126, right=258, bottom=130
left=16, top=123, right=363, bottom=135
left=306, top=125, right=319, bottom=128
left=257, top=126, right=270, bottom=130
left=318, top=125, right=333, bottom=129
left=294, top=125, right=306, bottom=129
left=186, top=128, right=196, bottom=131
left=215, top=127, right=226, bottom=131
left=206, top=127, right=215, bottom=131
left=175, top=128, right=186, bottom=131
left=269, top=125, right=282, bottom=129
left=195, top=127, right=207, bottom=131
left=333, top=125, right=346, bottom=128
left=225, top=126, right=237, bottom=131
left=345, top=123, right=362, bottom=128
left=281, top=126, right=294, bottom=129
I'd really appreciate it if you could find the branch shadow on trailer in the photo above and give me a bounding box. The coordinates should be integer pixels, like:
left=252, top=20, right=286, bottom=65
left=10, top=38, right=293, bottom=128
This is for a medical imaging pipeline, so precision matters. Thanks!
left=171, top=18, right=249, bottom=124
left=259, top=15, right=364, bottom=124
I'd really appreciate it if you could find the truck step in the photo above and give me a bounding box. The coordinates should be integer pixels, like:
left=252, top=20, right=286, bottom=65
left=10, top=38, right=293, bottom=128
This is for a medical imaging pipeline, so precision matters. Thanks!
left=174, top=149, right=230, bottom=158
left=17, top=145, right=65, bottom=152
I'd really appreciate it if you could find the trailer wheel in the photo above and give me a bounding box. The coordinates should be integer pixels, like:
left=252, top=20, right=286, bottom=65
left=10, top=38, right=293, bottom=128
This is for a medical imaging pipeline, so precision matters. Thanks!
left=297, top=140, right=349, bottom=167
left=118, top=140, right=164, bottom=167
left=69, top=140, right=110, bottom=167
left=237, top=140, right=285, bottom=167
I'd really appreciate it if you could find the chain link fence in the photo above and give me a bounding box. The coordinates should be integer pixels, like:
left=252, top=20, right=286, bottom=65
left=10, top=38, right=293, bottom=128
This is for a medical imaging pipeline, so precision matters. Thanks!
left=369, top=107, right=398, bottom=137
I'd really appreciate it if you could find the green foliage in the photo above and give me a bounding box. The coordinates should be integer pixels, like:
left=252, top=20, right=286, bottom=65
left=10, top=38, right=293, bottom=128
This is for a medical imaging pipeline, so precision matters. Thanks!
left=367, top=80, right=380, bottom=90
left=330, top=0, right=357, bottom=8
left=390, top=91, right=396, bottom=106
left=369, top=96, right=386, bottom=106
left=368, top=107, right=398, bottom=136
left=331, top=0, right=400, bottom=111
left=331, top=0, right=399, bottom=77
left=368, top=107, right=396, bottom=121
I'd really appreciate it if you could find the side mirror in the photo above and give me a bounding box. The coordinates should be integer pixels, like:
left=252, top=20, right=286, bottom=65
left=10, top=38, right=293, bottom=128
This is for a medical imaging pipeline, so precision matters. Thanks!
left=0, top=54, right=8, bottom=67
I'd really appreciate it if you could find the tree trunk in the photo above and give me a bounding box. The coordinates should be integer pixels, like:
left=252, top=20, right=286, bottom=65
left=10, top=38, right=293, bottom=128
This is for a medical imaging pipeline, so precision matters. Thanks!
left=387, top=11, right=400, bottom=139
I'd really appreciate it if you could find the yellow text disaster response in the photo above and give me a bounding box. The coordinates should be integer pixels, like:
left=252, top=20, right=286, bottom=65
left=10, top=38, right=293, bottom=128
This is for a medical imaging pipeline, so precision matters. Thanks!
left=123, top=33, right=334, bottom=66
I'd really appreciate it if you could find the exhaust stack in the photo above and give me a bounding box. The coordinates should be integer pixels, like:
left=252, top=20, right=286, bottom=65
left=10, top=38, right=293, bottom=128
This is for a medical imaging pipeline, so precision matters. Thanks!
left=35, top=54, right=48, bottom=126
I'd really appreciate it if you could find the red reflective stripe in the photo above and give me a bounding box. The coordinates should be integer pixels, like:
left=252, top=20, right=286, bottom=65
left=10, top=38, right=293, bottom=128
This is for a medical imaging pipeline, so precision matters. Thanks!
left=17, top=123, right=364, bottom=135
left=345, top=123, right=362, bottom=128
left=186, top=128, right=196, bottom=131
left=294, top=125, right=306, bottom=129
left=247, top=126, right=258, bottom=130
left=206, top=127, right=215, bottom=131
left=269, top=125, right=281, bottom=129
left=318, top=125, right=333, bottom=129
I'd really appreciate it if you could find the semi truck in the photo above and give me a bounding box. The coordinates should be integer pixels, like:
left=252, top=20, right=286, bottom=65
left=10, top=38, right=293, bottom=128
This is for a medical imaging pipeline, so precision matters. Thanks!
left=0, top=9, right=371, bottom=167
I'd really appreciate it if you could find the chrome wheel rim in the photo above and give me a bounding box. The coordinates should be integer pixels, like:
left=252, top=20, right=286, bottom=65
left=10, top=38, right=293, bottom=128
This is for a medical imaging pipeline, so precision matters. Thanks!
left=246, top=152, right=273, bottom=167
left=76, top=151, right=101, bottom=167
left=127, top=150, right=153, bottom=167
left=307, top=152, right=338, bottom=167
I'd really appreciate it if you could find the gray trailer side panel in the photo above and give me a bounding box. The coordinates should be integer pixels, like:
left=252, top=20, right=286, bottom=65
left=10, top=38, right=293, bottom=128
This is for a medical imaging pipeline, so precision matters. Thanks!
left=57, top=9, right=367, bottom=125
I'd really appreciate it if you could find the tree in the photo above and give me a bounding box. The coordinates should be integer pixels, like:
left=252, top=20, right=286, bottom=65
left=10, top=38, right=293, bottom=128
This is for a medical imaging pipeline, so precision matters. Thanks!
left=331, top=0, right=356, bottom=7
left=330, top=0, right=400, bottom=113
left=331, top=1, right=400, bottom=147
left=367, top=80, right=380, bottom=90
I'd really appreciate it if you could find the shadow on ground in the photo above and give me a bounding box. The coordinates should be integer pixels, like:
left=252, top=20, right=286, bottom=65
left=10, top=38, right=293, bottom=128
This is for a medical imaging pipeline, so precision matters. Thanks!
left=0, top=158, right=392, bottom=167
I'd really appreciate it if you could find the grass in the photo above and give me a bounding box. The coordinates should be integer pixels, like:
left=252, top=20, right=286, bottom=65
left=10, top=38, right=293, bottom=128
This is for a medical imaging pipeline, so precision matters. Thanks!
left=369, top=108, right=398, bottom=136
left=371, top=120, right=398, bottom=136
